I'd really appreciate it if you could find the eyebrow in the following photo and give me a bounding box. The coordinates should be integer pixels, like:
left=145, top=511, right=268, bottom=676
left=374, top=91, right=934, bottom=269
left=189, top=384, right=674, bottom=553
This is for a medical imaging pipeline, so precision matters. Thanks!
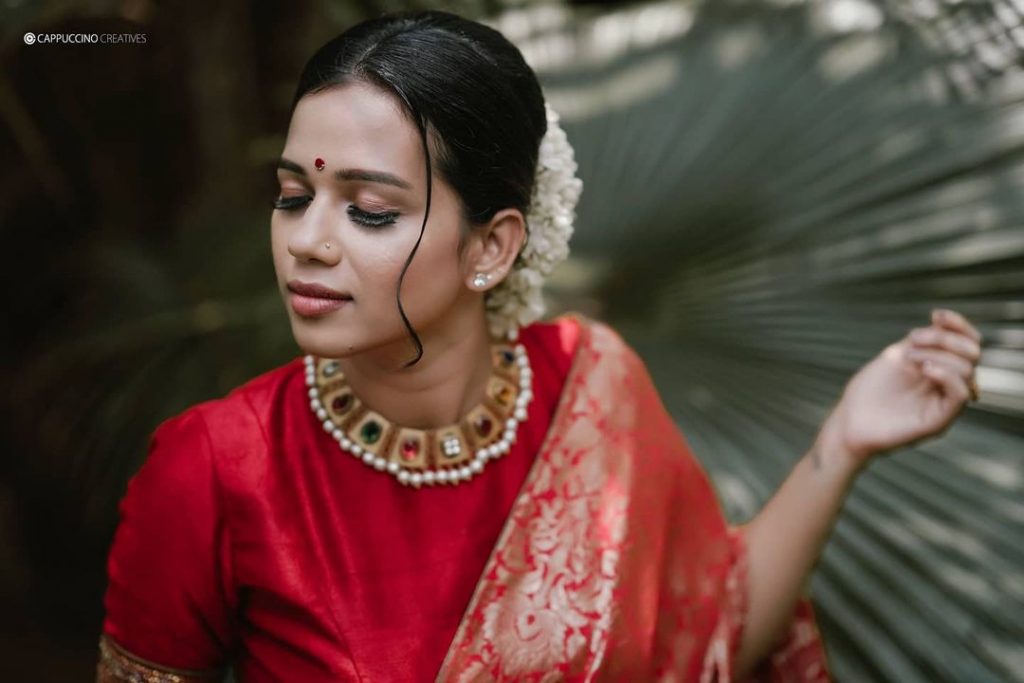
left=276, top=157, right=413, bottom=191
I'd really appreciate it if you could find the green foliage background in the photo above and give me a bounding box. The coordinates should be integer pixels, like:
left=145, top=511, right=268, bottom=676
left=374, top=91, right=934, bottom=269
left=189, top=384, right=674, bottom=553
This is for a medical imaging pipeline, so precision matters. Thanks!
left=1, top=0, right=1021, bottom=680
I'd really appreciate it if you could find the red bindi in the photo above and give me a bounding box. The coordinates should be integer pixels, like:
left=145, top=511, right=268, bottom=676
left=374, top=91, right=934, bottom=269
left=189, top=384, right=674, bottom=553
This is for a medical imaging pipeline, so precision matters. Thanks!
left=314, top=157, right=325, bottom=171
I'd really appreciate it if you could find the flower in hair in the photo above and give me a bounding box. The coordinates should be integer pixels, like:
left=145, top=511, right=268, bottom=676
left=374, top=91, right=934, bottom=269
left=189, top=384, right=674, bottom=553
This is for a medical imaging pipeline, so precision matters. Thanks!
left=485, top=101, right=583, bottom=339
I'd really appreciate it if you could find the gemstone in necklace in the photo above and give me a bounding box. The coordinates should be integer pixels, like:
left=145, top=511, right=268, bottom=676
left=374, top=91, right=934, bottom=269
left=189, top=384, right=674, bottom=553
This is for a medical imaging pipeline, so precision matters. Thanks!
left=360, top=420, right=382, bottom=444
left=441, top=434, right=461, bottom=458
left=494, top=384, right=514, bottom=407
left=332, top=393, right=353, bottom=414
left=474, top=415, right=493, bottom=438
left=401, top=438, right=421, bottom=461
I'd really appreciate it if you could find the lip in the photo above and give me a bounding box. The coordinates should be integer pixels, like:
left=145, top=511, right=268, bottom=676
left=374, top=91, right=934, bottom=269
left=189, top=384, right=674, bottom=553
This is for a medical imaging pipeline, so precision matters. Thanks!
left=286, top=280, right=353, bottom=318
left=289, top=292, right=351, bottom=317
left=287, top=280, right=352, bottom=299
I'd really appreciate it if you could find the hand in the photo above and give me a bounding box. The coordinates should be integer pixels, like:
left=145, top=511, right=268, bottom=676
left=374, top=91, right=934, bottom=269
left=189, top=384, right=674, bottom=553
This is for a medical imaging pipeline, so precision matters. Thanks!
left=820, top=309, right=982, bottom=469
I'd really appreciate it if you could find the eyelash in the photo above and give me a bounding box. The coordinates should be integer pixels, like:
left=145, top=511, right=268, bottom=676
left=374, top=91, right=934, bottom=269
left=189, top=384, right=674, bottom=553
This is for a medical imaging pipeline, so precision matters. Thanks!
left=271, top=195, right=399, bottom=228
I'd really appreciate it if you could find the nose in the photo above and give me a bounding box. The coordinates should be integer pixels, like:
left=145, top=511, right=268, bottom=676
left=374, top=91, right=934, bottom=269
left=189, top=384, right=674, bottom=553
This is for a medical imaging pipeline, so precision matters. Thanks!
left=287, top=197, right=341, bottom=264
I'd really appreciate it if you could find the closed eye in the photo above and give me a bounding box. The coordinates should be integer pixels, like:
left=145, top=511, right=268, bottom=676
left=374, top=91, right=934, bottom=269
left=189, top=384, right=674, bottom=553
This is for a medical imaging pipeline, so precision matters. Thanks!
left=348, top=205, right=399, bottom=228
left=271, top=196, right=399, bottom=229
left=271, top=195, right=312, bottom=211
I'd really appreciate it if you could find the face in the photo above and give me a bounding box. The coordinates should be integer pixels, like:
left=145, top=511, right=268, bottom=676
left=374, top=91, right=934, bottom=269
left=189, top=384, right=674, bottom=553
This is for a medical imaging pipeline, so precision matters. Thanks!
left=272, top=81, right=475, bottom=362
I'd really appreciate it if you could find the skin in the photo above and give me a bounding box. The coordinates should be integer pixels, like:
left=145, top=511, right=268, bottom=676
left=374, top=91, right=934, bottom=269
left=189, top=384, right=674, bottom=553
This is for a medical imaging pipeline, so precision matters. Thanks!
left=735, top=307, right=983, bottom=678
left=271, top=81, right=525, bottom=429
left=272, top=78, right=985, bottom=678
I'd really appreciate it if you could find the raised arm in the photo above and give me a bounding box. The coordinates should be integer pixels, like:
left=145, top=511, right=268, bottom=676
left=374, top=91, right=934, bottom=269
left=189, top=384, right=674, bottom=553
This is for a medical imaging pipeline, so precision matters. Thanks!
left=734, top=308, right=982, bottom=679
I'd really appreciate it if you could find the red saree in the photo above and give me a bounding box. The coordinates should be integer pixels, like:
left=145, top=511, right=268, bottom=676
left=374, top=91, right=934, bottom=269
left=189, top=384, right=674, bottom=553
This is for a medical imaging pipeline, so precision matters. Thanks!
left=99, top=313, right=831, bottom=682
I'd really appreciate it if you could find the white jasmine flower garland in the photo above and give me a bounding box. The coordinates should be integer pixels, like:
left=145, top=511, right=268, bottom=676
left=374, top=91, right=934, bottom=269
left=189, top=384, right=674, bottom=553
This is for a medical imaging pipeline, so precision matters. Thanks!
left=485, top=101, right=584, bottom=339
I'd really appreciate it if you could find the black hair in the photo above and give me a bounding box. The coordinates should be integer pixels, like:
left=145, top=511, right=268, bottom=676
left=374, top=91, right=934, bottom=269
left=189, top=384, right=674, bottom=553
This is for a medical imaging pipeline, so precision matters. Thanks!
left=290, top=9, right=547, bottom=367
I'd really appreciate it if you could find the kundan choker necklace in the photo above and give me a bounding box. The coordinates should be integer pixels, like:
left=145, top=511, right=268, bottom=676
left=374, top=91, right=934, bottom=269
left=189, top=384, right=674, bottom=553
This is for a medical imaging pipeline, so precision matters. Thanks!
left=304, top=335, right=532, bottom=487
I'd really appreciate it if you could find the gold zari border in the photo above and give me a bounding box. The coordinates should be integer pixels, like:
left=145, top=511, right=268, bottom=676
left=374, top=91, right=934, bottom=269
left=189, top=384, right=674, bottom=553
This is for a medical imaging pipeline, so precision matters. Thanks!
left=96, top=635, right=224, bottom=683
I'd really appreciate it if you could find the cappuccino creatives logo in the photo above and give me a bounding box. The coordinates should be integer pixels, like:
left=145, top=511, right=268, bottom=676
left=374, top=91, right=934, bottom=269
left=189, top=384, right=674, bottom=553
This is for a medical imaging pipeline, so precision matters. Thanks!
left=23, top=32, right=148, bottom=45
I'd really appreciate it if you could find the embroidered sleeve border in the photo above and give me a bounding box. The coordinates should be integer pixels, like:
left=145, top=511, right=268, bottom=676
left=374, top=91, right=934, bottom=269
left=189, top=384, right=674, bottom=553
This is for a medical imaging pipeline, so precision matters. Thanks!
left=96, top=634, right=225, bottom=683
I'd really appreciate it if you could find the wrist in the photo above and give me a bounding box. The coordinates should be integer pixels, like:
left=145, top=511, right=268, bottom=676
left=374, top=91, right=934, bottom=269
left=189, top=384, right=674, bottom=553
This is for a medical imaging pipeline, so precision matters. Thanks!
left=814, top=416, right=872, bottom=479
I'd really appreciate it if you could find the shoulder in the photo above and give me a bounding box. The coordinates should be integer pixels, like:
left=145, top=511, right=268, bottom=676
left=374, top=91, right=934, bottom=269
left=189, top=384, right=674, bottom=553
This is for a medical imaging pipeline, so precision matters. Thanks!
left=520, top=311, right=631, bottom=353
left=520, top=313, right=581, bottom=356
left=183, top=355, right=305, bottom=440
left=521, top=312, right=641, bottom=369
left=159, top=355, right=304, bottom=437
left=139, top=356, right=305, bottom=483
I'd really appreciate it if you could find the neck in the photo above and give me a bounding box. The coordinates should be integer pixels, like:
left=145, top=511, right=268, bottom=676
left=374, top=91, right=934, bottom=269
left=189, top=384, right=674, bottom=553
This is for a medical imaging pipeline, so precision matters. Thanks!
left=336, top=305, right=496, bottom=430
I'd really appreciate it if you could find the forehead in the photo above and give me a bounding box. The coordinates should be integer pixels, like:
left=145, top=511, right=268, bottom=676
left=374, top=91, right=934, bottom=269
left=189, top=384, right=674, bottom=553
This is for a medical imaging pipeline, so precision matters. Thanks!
left=284, top=82, right=423, bottom=186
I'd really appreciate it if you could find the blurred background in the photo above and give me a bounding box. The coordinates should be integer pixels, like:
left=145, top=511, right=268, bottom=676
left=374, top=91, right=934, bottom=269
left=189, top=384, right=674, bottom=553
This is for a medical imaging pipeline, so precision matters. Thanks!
left=2, top=0, right=1023, bottom=680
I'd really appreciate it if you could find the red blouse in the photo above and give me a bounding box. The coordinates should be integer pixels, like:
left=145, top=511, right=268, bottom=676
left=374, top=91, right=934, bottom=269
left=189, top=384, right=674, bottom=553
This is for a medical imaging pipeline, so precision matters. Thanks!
left=101, top=317, right=582, bottom=681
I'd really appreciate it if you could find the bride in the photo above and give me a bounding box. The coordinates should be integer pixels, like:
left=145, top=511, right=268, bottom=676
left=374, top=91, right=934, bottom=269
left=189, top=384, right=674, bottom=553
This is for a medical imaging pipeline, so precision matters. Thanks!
left=96, top=9, right=983, bottom=682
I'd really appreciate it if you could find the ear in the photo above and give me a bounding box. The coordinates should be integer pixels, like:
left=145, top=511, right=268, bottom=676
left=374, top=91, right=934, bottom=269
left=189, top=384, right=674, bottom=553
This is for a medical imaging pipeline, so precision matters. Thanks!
left=462, top=208, right=526, bottom=291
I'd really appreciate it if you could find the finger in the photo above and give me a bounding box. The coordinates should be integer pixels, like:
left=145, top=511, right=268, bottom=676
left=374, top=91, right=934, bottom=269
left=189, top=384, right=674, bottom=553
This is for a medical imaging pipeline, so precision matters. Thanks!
left=920, top=359, right=971, bottom=403
left=931, top=309, right=982, bottom=344
left=905, top=348, right=973, bottom=378
left=910, top=326, right=981, bottom=362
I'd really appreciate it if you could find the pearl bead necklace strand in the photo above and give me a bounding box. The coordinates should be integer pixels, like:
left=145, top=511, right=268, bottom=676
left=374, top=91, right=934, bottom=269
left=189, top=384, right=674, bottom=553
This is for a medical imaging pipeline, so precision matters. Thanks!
left=304, top=342, right=533, bottom=487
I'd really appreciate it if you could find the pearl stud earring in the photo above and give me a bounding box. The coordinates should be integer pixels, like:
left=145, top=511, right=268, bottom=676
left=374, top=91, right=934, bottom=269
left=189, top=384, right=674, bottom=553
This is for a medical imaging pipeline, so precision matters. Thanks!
left=472, top=272, right=490, bottom=288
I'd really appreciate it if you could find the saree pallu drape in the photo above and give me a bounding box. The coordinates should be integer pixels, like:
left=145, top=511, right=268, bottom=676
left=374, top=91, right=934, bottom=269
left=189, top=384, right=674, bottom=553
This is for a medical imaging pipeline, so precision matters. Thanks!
left=98, top=313, right=830, bottom=682
left=437, top=317, right=831, bottom=682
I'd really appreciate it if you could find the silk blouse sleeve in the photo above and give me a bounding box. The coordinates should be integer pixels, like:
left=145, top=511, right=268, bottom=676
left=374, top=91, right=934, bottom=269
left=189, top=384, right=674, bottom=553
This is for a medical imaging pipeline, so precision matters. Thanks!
left=97, top=408, right=236, bottom=682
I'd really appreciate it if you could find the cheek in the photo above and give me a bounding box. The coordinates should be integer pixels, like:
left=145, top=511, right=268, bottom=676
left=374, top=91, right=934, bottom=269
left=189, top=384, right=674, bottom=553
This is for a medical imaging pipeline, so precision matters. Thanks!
left=357, top=217, right=460, bottom=281
left=363, top=228, right=464, bottom=324
left=399, top=230, right=463, bottom=294
left=353, top=234, right=409, bottom=288
left=270, top=222, right=287, bottom=277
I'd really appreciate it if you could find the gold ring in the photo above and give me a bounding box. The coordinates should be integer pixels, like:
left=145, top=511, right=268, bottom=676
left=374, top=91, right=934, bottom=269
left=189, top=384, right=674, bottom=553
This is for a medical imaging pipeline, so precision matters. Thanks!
left=967, top=376, right=980, bottom=402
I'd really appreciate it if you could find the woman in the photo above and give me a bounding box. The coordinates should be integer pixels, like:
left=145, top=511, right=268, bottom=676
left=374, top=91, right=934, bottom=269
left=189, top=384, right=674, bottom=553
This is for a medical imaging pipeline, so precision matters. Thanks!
left=96, top=10, right=983, bottom=682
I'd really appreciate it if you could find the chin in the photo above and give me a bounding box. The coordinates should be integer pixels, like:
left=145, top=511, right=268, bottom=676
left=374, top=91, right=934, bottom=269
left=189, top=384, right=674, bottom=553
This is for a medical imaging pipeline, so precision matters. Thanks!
left=290, top=322, right=360, bottom=359
left=291, top=318, right=416, bottom=360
